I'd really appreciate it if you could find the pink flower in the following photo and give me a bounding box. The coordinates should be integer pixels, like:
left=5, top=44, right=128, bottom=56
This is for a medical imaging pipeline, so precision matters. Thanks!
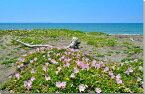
left=20, top=64, right=24, bottom=67
left=48, top=58, right=51, bottom=60
left=31, top=69, right=35, bottom=73
left=139, top=66, right=143, bottom=70
left=92, top=61, right=96, bottom=67
left=92, top=60, right=97, bottom=63
left=116, top=74, right=121, bottom=79
left=80, top=63, right=90, bottom=70
left=56, top=82, right=66, bottom=88
left=42, top=55, right=46, bottom=58
left=137, top=77, right=142, bottom=81
left=124, top=71, right=130, bottom=75
left=57, top=67, right=62, bottom=71
left=64, top=59, right=72, bottom=62
left=111, top=75, right=115, bottom=78
left=24, top=80, right=32, bottom=90
left=63, top=63, right=70, bottom=67
left=18, top=58, right=25, bottom=62
left=133, top=59, right=138, bottom=62
left=30, top=60, right=34, bottom=63
left=128, top=68, right=133, bottom=72
left=42, top=67, right=47, bottom=71
left=56, top=82, right=61, bottom=88
left=45, top=76, right=51, bottom=81
left=98, top=61, right=103, bottom=64
left=116, top=79, right=122, bottom=84
left=74, top=67, right=79, bottom=73
left=30, top=76, right=35, bottom=81
left=95, top=64, right=100, bottom=69
left=79, top=84, right=86, bottom=92
left=84, top=58, right=89, bottom=62
left=55, top=71, right=59, bottom=74
left=95, top=88, right=102, bottom=93
left=45, top=63, right=49, bottom=66
left=24, top=81, right=28, bottom=87
left=125, top=61, right=129, bottom=63
left=111, top=66, right=115, bottom=69
left=108, top=71, right=113, bottom=76
left=70, top=73, right=75, bottom=78
left=8, top=75, right=12, bottom=78
left=17, top=65, right=21, bottom=68
left=60, top=82, right=66, bottom=87
left=15, top=73, right=20, bottom=79
left=51, top=59, right=58, bottom=64
left=34, top=57, right=37, bottom=61
left=120, top=63, right=124, bottom=66
left=104, top=67, right=109, bottom=72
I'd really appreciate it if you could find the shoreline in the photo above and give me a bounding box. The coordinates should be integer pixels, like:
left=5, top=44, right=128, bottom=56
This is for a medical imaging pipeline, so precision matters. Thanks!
left=109, top=34, right=143, bottom=35
left=0, top=29, right=143, bottom=35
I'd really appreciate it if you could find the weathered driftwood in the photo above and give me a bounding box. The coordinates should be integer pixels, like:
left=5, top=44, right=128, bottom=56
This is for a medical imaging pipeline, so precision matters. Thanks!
left=12, top=37, right=81, bottom=49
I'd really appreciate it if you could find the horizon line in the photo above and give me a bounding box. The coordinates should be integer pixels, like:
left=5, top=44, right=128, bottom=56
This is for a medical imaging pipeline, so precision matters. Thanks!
left=0, top=22, right=143, bottom=24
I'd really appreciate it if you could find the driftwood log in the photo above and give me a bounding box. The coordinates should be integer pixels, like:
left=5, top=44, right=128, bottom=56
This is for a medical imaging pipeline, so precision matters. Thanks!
left=12, top=37, right=81, bottom=49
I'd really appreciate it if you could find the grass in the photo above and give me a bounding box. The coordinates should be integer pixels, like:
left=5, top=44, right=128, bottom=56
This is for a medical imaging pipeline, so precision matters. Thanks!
left=1, top=59, right=17, bottom=65
left=0, top=29, right=118, bottom=47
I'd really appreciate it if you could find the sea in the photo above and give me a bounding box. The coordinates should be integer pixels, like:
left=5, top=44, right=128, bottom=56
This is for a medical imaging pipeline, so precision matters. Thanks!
left=0, top=23, right=143, bottom=34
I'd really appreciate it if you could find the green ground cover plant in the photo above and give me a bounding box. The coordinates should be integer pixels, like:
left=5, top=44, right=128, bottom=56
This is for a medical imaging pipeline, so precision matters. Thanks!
left=1, top=47, right=143, bottom=93
left=0, top=29, right=118, bottom=47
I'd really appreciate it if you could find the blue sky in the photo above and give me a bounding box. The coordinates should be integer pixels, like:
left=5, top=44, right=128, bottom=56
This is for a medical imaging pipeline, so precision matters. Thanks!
left=0, top=0, right=143, bottom=23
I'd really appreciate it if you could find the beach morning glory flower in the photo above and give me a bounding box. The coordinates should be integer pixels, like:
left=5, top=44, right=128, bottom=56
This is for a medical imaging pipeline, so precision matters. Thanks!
left=17, top=65, right=21, bottom=68
left=30, top=60, right=34, bottom=63
left=15, top=73, right=20, bottom=79
left=45, top=63, right=49, bottom=66
left=42, top=67, right=47, bottom=71
left=45, top=76, right=51, bottom=81
left=95, top=88, right=102, bottom=93
left=70, top=73, right=75, bottom=78
left=139, top=66, right=143, bottom=70
left=128, top=68, right=133, bottom=72
left=57, top=67, right=62, bottom=71
left=48, top=58, right=51, bottom=60
left=18, top=58, right=25, bottom=62
left=137, top=77, right=142, bottom=81
left=31, top=69, right=35, bottom=73
left=63, top=63, right=70, bottom=67
left=116, top=74, right=121, bottom=79
left=56, top=82, right=66, bottom=88
left=111, top=75, right=115, bottom=78
left=55, top=71, right=59, bottom=74
left=20, top=64, right=24, bottom=67
left=74, top=67, right=79, bottom=73
left=30, top=76, right=35, bottom=81
left=124, top=71, right=130, bottom=75
left=60, top=82, right=66, bottom=87
left=84, top=58, right=89, bottom=62
left=104, top=67, right=109, bottom=72
left=95, top=64, right=100, bottom=69
left=111, top=66, right=115, bottom=70
left=79, top=84, right=86, bottom=92
left=120, top=63, right=124, bottom=66
left=51, top=59, right=58, bottom=64
left=24, top=80, right=32, bottom=90
left=34, top=57, right=37, bottom=61
left=108, top=71, right=113, bottom=76
left=42, top=55, right=46, bottom=58
left=116, top=79, right=122, bottom=84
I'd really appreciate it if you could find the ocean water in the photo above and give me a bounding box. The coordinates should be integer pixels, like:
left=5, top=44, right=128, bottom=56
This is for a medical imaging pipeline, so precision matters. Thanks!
left=0, top=23, right=143, bottom=34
